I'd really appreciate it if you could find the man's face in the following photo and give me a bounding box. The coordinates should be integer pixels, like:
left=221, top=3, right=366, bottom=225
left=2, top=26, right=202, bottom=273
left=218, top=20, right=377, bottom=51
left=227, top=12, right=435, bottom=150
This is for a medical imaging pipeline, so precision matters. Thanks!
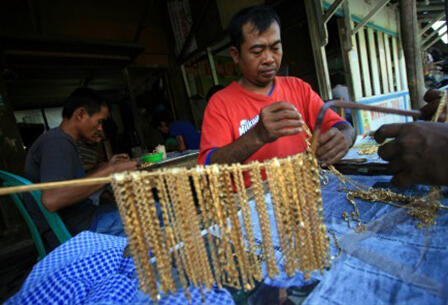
left=158, top=121, right=170, bottom=134
left=230, top=21, right=282, bottom=87
left=79, top=105, right=109, bottom=143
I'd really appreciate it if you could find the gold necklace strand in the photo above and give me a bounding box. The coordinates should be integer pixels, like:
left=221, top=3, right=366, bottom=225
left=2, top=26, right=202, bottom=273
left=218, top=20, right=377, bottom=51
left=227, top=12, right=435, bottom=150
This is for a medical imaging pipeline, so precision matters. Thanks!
left=140, top=174, right=176, bottom=295
left=306, top=154, right=330, bottom=271
left=291, top=155, right=314, bottom=274
left=198, top=170, right=224, bottom=289
left=165, top=172, right=192, bottom=301
left=206, top=165, right=227, bottom=287
left=265, top=159, right=295, bottom=277
left=220, top=168, right=238, bottom=288
left=289, top=156, right=314, bottom=277
left=217, top=168, right=238, bottom=288
left=185, top=171, right=209, bottom=288
left=172, top=170, right=199, bottom=288
left=232, top=165, right=259, bottom=285
left=328, top=165, right=442, bottom=229
left=113, top=173, right=159, bottom=299
left=301, top=155, right=324, bottom=273
left=250, top=163, right=279, bottom=278
left=277, top=158, right=299, bottom=276
left=302, top=125, right=330, bottom=268
left=191, top=168, right=218, bottom=290
left=224, top=167, right=251, bottom=290
left=278, top=158, right=299, bottom=275
left=155, top=174, right=185, bottom=296
left=433, top=90, right=447, bottom=122
left=180, top=172, right=214, bottom=290
left=285, top=156, right=307, bottom=274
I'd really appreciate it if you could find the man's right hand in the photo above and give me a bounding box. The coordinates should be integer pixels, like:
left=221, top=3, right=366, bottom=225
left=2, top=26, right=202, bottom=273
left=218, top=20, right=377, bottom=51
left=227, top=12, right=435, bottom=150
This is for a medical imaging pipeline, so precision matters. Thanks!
left=107, top=154, right=137, bottom=173
left=253, top=101, right=304, bottom=144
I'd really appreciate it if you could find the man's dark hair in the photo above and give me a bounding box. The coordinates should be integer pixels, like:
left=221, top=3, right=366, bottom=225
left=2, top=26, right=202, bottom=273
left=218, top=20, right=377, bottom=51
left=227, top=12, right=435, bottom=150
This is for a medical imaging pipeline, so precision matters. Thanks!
left=228, top=5, right=281, bottom=51
left=62, top=88, right=108, bottom=119
left=151, top=112, right=172, bottom=129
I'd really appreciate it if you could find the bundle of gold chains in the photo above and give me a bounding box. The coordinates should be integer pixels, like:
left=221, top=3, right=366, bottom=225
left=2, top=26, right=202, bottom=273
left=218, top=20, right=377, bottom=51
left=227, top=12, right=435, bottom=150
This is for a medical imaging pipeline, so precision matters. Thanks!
left=333, top=92, right=448, bottom=230
left=111, top=151, right=330, bottom=301
left=111, top=116, right=448, bottom=301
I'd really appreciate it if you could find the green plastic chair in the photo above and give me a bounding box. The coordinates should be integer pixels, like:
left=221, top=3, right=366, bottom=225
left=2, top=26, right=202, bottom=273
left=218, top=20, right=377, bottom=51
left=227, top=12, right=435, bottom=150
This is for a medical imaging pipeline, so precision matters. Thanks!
left=0, top=170, right=72, bottom=261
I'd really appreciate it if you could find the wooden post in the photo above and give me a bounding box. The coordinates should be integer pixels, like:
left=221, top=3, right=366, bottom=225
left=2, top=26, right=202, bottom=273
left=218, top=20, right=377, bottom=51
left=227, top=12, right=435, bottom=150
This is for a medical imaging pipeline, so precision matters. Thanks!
left=207, top=48, right=219, bottom=86
left=123, top=67, right=146, bottom=150
left=400, top=0, right=425, bottom=109
left=304, top=0, right=332, bottom=100
left=0, top=70, right=27, bottom=233
left=0, top=75, right=26, bottom=174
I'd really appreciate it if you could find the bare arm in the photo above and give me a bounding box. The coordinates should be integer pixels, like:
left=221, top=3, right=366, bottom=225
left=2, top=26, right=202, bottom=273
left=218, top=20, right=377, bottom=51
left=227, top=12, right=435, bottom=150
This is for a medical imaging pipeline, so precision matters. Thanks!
left=42, top=154, right=137, bottom=212
left=176, top=135, right=187, bottom=152
left=210, top=101, right=304, bottom=164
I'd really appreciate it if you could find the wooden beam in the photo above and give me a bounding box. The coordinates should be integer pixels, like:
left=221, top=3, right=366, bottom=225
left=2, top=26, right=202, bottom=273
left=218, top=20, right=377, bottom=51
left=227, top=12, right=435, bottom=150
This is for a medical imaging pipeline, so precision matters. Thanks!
left=423, top=27, right=448, bottom=50
left=419, top=12, right=445, bottom=35
left=123, top=68, right=147, bottom=151
left=176, top=0, right=211, bottom=63
left=304, top=0, right=332, bottom=99
left=206, top=48, right=219, bottom=85
left=0, top=71, right=26, bottom=174
left=421, top=21, right=446, bottom=45
left=133, top=0, right=154, bottom=42
left=27, top=0, right=42, bottom=35
left=342, top=0, right=352, bottom=51
left=400, top=0, right=425, bottom=109
left=180, top=65, right=200, bottom=128
left=352, top=0, right=391, bottom=36
left=4, top=50, right=131, bottom=61
left=323, top=0, right=346, bottom=24
left=417, top=5, right=444, bottom=12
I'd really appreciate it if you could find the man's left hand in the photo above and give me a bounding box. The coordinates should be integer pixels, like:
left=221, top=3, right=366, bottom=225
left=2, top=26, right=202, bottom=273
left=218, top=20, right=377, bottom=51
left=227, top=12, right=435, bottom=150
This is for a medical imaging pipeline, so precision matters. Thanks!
left=316, top=127, right=351, bottom=166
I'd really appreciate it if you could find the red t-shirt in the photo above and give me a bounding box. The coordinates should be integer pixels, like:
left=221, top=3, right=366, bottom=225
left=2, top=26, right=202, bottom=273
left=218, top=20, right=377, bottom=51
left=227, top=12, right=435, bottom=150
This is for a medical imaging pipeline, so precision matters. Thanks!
left=198, top=76, right=345, bottom=165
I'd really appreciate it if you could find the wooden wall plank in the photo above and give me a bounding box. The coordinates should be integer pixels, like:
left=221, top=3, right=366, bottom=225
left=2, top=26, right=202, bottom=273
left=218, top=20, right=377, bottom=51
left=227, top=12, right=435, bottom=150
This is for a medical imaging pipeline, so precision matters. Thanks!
left=384, top=33, right=395, bottom=92
left=358, top=28, right=372, bottom=97
left=377, top=31, right=389, bottom=93
left=349, top=22, right=363, bottom=99
left=391, top=37, right=402, bottom=91
left=367, top=28, right=381, bottom=95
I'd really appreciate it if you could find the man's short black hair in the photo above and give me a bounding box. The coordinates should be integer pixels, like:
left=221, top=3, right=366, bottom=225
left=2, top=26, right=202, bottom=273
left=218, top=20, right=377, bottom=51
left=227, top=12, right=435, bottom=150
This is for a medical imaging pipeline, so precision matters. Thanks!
left=62, top=88, right=108, bottom=119
left=228, top=5, right=281, bottom=51
left=151, top=112, right=172, bottom=129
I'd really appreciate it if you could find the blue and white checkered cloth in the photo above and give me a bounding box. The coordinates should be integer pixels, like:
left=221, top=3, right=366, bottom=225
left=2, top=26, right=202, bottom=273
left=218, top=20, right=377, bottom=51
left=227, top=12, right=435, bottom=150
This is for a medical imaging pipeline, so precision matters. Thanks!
left=5, top=232, right=234, bottom=305
left=7, top=169, right=448, bottom=304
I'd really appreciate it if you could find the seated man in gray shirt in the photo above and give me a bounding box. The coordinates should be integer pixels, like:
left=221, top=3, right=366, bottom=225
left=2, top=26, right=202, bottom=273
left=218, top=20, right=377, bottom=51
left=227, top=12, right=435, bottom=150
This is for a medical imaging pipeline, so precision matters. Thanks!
left=25, top=88, right=137, bottom=251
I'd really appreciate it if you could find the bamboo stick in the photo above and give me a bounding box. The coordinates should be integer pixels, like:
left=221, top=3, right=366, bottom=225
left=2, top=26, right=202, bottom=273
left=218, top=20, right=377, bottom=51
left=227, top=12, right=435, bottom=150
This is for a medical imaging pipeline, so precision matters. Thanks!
left=0, top=176, right=112, bottom=196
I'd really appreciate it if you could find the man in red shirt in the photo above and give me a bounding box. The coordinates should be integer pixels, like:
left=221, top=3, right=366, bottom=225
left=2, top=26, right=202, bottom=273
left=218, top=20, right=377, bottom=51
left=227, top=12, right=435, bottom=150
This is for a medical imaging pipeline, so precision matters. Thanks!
left=199, top=5, right=355, bottom=169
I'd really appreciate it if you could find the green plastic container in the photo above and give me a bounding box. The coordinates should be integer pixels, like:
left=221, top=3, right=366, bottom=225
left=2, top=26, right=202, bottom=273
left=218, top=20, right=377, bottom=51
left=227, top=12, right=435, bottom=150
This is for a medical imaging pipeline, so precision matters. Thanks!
left=141, top=152, right=163, bottom=163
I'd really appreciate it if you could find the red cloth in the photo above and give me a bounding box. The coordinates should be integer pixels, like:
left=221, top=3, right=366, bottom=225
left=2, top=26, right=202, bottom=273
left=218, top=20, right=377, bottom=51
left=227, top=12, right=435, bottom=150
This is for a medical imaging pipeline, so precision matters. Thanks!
left=199, top=76, right=345, bottom=165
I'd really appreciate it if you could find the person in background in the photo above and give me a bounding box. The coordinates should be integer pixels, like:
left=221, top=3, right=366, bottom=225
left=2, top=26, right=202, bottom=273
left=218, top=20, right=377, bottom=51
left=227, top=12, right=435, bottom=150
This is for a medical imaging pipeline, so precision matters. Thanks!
left=25, top=88, right=137, bottom=251
left=154, top=117, right=201, bottom=151
left=330, top=72, right=353, bottom=124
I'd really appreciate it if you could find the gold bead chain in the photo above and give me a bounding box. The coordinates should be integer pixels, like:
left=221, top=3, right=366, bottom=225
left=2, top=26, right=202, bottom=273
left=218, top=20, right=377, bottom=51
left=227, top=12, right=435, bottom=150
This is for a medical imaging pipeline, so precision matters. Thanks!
left=111, top=151, right=330, bottom=301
